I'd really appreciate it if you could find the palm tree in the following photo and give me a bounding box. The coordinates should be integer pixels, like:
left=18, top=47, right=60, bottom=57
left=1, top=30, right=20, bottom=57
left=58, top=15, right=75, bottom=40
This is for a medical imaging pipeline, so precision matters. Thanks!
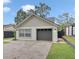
left=35, top=3, right=51, bottom=17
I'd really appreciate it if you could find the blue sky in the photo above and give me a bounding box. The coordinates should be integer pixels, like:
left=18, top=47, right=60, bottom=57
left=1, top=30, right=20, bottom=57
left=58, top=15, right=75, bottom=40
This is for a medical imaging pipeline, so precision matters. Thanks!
left=3, top=0, right=75, bottom=24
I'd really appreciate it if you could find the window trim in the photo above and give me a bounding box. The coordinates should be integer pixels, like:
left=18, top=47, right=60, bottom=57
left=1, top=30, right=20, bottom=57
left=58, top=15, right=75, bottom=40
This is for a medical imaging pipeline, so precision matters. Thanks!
left=19, top=29, right=31, bottom=37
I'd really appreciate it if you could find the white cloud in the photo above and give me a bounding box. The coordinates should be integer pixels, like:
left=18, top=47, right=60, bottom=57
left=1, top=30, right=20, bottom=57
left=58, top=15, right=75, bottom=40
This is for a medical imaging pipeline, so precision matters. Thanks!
left=3, top=0, right=11, bottom=4
left=21, top=5, right=35, bottom=12
left=3, top=7, right=11, bottom=13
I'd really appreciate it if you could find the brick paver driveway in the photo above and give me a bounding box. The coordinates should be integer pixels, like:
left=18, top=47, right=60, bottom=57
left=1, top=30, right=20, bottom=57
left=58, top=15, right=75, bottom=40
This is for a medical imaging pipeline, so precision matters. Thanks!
left=3, top=41, right=52, bottom=59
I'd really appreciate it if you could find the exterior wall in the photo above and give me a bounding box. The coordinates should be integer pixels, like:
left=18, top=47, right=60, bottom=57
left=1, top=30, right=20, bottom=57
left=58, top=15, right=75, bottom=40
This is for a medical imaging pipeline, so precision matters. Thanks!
left=16, top=30, right=19, bottom=40
left=66, top=27, right=69, bottom=36
left=73, top=26, right=75, bottom=36
left=16, top=27, right=33, bottom=40
left=16, top=16, right=58, bottom=42
left=16, top=26, right=58, bottom=42
left=65, top=26, right=75, bottom=36
left=52, top=27, right=58, bottom=42
left=19, top=16, right=53, bottom=27
left=69, top=26, right=72, bottom=36
left=4, top=25, right=15, bottom=31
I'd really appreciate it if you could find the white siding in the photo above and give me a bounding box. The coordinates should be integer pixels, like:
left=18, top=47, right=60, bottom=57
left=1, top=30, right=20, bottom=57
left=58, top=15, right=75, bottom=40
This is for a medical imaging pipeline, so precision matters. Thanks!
left=73, top=27, right=75, bottom=36
left=66, top=27, right=69, bottom=36
left=69, top=26, right=72, bottom=36
left=66, top=26, right=75, bottom=36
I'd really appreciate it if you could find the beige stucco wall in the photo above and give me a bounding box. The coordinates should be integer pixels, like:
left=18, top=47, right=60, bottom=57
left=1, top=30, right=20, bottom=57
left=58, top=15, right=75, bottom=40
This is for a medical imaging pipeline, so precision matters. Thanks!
left=16, top=16, right=58, bottom=42
left=52, top=27, right=58, bottom=42
left=18, top=16, right=53, bottom=28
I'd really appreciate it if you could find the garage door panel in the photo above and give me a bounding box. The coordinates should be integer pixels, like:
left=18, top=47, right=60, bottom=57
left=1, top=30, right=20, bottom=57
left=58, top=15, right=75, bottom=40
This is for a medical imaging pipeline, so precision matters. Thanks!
left=37, top=29, right=52, bottom=41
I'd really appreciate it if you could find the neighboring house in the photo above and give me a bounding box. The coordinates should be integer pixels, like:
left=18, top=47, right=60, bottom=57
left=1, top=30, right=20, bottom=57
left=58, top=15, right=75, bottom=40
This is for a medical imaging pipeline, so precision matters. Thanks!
left=3, top=24, right=15, bottom=38
left=65, top=23, right=75, bottom=36
left=16, top=14, right=58, bottom=42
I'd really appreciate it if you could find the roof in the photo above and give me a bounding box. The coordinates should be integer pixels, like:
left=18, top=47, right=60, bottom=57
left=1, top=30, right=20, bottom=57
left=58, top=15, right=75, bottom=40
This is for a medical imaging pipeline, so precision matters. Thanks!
left=3, top=24, right=16, bottom=31
left=16, top=14, right=58, bottom=28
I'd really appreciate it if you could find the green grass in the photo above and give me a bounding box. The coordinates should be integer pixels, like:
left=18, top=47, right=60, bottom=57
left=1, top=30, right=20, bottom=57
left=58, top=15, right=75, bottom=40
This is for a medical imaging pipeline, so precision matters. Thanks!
left=3, top=38, right=14, bottom=40
left=64, top=36, right=75, bottom=44
left=3, top=41, right=10, bottom=44
left=47, top=43, right=75, bottom=59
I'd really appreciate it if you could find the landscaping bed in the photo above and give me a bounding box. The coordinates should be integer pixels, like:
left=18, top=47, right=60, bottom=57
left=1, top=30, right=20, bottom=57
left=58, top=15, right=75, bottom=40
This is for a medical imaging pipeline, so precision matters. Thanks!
left=47, top=43, right=75, bottom=59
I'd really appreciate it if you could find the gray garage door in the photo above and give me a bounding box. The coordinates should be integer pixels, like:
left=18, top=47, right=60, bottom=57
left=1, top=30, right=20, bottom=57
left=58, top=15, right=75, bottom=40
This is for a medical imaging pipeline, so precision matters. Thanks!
left=37, top=29, right=52, bottom=41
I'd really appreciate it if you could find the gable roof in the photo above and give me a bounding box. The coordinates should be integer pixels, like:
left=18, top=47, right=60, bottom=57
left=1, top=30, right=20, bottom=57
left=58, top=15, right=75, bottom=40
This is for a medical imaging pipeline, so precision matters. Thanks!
left=3, top=24, right=15, bottom=31
left=16, top=14, right=58, bottom=28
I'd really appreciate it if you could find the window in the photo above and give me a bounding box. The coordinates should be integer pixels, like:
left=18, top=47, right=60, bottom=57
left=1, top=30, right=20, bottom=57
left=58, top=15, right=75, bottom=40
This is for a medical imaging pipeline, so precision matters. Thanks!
left=19, top=29, right=24, bottom=37
left=25, top=29, right=31, bottom=37
left=19, top=29, right=31, bottom=37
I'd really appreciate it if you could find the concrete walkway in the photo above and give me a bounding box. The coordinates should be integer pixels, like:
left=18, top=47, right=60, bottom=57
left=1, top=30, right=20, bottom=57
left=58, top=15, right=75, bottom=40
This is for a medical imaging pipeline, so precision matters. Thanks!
left=3, top=41, right=52, bottom=59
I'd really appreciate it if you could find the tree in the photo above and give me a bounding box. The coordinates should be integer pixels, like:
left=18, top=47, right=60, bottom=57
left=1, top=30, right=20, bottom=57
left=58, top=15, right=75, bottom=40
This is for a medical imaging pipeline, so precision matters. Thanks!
left=68, top=16, right=75, bottom=25
left=15, top=9, right=29, bottom=24
left=50, top=17, right=59, bottom=24
left=27, top=9, right=36, bottom=15
left=62, top=13, right=74, bottom=26
left=57, top=13, right=75, bottom=31
left=15, top=3, right=51, bottom=24
left=35, top=3, right=51, bottom=18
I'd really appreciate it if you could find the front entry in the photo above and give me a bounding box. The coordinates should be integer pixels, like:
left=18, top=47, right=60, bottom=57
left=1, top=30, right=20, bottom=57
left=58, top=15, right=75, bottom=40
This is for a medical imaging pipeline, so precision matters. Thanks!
left=37, top=29, right=52, bottom=41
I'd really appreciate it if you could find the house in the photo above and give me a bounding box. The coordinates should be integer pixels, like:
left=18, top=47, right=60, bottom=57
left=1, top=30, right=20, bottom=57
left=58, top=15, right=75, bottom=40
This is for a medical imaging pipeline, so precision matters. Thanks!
left=3, top=24, right=15, bottom=38
left=16, top=14, right=58, bottom=42
left=65, top=23, right=75, bottom=36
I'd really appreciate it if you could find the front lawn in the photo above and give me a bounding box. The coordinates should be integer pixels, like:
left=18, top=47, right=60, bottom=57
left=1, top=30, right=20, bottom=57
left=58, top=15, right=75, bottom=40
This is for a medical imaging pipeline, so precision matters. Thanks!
left=63, top=36, right=75, bottom=44
left=47, top=43, right=75, bottom=59
left=3, top=38, right=14, bottom=40
left=3, top=41, right=10, bottom=44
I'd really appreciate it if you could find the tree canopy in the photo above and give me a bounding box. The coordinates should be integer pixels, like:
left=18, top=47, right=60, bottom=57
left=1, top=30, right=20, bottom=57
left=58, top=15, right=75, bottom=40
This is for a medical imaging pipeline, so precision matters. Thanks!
left=35, top=3, right=51, bottom=18
left=15, top=3, right=51, bottom=24
left=57, top=13, right=75, bottom=31
left=14, top=3, right=74, bottom=30
left=15, top=9, right=29, bottom=24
